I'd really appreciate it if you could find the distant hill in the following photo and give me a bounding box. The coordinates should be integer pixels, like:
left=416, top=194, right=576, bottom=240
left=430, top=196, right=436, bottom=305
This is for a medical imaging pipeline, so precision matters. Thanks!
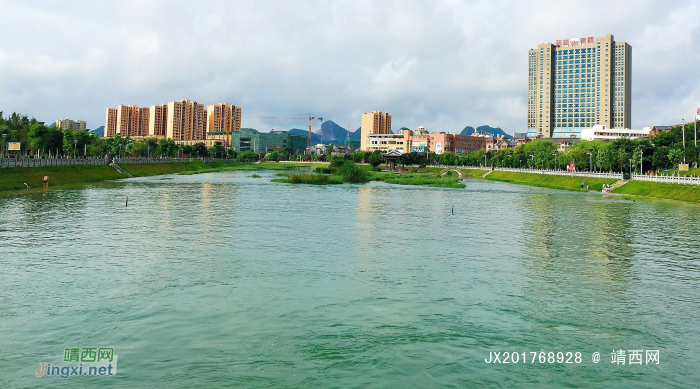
left=460, top=125, right=511, bottom=138
left=318, top=121, right=361, bottom=143
left=91, top=126, right=105, bottom=137
left=288, top=129, right=323, bottom=145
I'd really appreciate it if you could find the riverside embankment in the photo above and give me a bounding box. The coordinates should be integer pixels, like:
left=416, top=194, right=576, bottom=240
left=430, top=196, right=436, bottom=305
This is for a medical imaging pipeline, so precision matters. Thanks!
left=0, top=161, right=250, bottom=193
left=482, top=170, right=700, bottom=203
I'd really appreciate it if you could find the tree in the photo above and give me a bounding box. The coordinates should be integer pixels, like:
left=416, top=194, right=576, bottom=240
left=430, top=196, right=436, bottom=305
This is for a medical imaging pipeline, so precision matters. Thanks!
left=668, top=148, right=683, bottom=171
left=193, top=142, right=207, bottom=158
left=62, top=129, right=76, bottom=156
left=238, top=150, right=258, bottom=162
left=265, top=150, right=280, bottom=161
left=181, top=145, right=194, bottom=157
left=632, top=148, right=642, bottom=173
left=158, top=138, right=176, bottom=157
left=616, top=149, right=630, bottom=172
left=596, top=147, right=611, bottom=171
left=368, top=150, right=383, bottom=167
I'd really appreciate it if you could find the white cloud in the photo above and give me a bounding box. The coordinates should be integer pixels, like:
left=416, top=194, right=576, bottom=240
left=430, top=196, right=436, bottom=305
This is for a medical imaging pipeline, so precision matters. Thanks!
left=0, top=0, right=698, bottom=133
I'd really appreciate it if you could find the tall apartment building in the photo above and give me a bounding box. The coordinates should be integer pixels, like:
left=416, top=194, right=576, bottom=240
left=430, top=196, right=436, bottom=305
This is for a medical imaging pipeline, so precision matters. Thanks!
left=55, top=118, right=87, bottom=131
left=360, top=111, right=392, bottom=151
left=106, top=100, right=237, bottom=141
left=149, top=104, right=167, bottom=137
left=105, top=108, right=118, bottom=137
left=527, top=34, right=631, bottom=138
left=166, top=100, right=192, bottom=140
left=138, top=107, right=150, bottom=137
left=116, top=105, right=139, bottom=137
left=206, top=103, right=243, bottom=134
left=165, top=100, right=208, bottom=141
left=192, top=102, right=207, bottom=141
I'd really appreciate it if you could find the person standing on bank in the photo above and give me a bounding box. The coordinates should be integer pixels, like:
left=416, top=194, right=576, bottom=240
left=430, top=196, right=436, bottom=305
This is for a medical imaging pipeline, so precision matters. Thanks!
left=43, top=176, right=49, bottom=191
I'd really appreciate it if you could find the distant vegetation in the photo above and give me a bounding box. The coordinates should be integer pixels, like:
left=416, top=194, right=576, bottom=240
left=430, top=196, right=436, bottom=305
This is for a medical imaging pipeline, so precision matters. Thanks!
left=277, top=159, right=465, bottom=188
left=486, top=171, right=617, bottom=192
left=612, top=181, right=700, bottom=203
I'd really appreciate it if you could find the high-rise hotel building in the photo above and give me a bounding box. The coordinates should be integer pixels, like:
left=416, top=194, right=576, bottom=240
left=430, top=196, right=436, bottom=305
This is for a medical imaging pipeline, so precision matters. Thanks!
left=527, top=34, right=631, bottom=138
left=360, top=111, right=392, bottom=151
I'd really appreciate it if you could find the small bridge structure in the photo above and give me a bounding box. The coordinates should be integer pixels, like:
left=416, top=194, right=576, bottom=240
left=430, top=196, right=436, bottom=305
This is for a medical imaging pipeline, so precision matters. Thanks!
left=439, top=168, right=465, bottom=178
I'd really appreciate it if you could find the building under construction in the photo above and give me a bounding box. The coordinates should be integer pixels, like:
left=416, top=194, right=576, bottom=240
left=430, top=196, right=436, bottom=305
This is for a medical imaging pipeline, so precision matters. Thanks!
left=230, top=128, right=307, bottom=154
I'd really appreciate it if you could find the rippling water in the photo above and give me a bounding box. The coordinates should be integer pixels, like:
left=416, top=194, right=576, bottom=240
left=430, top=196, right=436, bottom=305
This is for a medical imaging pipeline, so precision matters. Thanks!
left=1, top=170, right=699, bottom=388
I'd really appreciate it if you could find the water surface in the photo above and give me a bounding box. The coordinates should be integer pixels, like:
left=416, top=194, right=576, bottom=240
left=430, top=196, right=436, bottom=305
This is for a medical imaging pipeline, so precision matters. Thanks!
left=1, top=170, right=699, bottom=388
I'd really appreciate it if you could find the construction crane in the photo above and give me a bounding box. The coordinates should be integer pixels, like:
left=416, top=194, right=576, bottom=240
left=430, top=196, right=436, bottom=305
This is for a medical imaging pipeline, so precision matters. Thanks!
left=256, top=113, right=323, bottom=149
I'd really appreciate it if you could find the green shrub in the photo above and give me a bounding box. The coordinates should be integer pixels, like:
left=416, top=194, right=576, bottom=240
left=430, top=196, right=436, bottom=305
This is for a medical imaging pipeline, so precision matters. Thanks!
left=334, top=161, right=371, bottom=183
left=281, top=173, right=343, bottom=185
left=314, top=166, right=335, bottom=174
left=329, top=156, right=347, bottom=168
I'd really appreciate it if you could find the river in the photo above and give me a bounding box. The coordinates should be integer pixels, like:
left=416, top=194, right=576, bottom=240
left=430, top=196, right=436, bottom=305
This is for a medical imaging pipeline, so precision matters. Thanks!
left=1, top=169, right=699, bottom=388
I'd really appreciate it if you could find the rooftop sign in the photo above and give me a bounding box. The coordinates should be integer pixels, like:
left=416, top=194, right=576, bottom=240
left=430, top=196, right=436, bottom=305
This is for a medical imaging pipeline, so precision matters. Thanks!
left=556, top=37, right=594, bottom=47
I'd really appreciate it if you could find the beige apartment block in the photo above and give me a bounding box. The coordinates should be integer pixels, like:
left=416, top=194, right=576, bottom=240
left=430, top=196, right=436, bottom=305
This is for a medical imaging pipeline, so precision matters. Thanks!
left=116, top=105, right=139, bottom=137
left=105, top=108, right=117, bottom=137
left=360, top=111, right=392, bottom=151
left=192, top=102, right=207, bottom=141
left=527, top=34, right=631, bottom=138
left=138, top=107, right=150, bottom=137
left=55, top=118, right=87, bottom=131
left=206, top=103, right=243, bottom=134
left=233, top=106, right=242, bottom=132
left=166, top=100, right=192, bottom=141
left=165, top=100, right=208, bottom=141
left=149, top=104, right=167, bottom=137
left=107, top=100, right=237, bottom=141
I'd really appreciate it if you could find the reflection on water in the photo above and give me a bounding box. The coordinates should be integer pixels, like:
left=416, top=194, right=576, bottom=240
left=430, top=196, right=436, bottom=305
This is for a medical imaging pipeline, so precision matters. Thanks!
left=1, top=173, right=699, bottom=388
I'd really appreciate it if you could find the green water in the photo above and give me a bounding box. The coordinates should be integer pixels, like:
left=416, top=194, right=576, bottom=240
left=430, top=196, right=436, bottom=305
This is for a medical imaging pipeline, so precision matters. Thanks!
left=1, top=170, right=699, bottom=388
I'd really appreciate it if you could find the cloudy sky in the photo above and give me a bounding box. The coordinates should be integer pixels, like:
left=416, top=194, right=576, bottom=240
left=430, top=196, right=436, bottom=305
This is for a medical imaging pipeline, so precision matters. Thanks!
left=1, top=0, right=699, bottom=134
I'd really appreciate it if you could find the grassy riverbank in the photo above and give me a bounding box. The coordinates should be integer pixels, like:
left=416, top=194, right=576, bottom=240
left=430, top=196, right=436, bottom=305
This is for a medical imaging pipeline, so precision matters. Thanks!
left=120, top=161, right=216, bottom=176
left=612, top=181, right=700, bottom=203
left=176, top=161, right=326, bottom=175
left=485, top=171, right=618, bottom=191
left=371, top=171, right=465, bottom=188
left=0, top=161, right=322, bottom=193
left=0, top=165, right=127, bottom=192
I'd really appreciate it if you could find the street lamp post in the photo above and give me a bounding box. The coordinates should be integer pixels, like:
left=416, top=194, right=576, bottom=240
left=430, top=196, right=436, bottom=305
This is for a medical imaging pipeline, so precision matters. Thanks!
left=588, top=148, right=593, bottom=173
left=682, top=118, right=686, bottom=164
left=1, top=134, right=6, bottom=159
left=74, top=140, right=77, bottom=158
left=529, top=152, right=534, bottom=169
left=553, top=152, right=557, bottom=171
left=695, top=113, right=698, bottom=171
left=629, top=159, right=633, bottom=177
left=639, top=145, right=645, bottom=175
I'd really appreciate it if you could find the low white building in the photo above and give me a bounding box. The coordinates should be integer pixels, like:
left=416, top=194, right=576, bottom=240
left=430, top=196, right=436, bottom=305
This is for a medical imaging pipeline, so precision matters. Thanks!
left=580, top=125, right=650, bottom=142
left=55, top=118, right=87, bottom=131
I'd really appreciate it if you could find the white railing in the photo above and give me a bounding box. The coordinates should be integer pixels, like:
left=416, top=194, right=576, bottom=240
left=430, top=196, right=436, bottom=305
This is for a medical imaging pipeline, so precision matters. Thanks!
left=0, top=157, right=109, bottom=168
left=113, top=157, right=218, bottom=164
left=490, top=167, right=623, bottom=179
left=631, top=174, right=700, bottom=185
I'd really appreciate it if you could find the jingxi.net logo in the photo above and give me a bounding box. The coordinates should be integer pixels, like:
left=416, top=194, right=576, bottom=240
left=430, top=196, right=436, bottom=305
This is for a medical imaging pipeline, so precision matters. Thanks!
left=35, top=347, right=117, bottom=378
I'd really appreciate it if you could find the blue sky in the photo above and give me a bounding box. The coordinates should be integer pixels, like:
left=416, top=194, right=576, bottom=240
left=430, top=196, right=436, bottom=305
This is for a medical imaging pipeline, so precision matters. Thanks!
left=0, top=0, right=699, bottom=134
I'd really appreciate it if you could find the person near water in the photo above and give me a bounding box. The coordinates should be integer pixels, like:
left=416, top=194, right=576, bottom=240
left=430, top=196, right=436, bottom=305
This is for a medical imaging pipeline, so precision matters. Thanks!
left=580, top=182, right=585, bottom=189
left=43, top=176, right=49, bottom=191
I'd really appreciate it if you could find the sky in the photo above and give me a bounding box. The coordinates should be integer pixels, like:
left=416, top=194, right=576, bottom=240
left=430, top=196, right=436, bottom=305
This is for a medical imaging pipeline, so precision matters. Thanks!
left=1, top=0, right=699, bottom=135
